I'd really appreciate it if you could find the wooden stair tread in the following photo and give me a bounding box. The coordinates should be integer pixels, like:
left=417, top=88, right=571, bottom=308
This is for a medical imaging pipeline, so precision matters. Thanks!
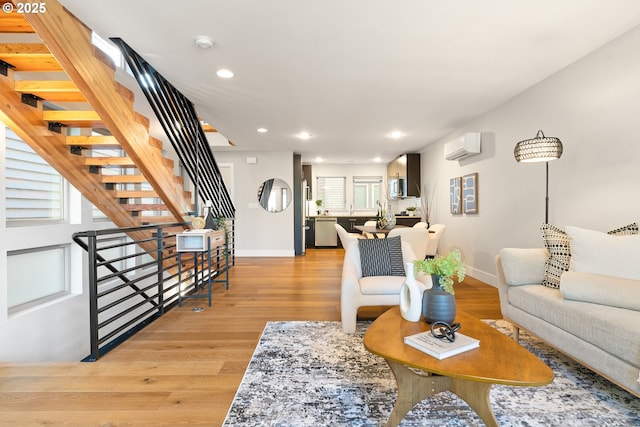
left=141, top=216, right=183, bottom=223
left=42, top=110, right=103, bottom=128
left=14, top=80, right=86, bottom=103
left=122, top=204, right=169, bottom=212
left=101, top=175, right=148, bottom=184
left=0, top=43, right=62, bottom=71
left=66, top=135, right=119, bottom=147
left=116, top=190, right=159, bottom=198
left=85, top=157, right=135, bottom=166
left=0, top=12, right=33, bottom=33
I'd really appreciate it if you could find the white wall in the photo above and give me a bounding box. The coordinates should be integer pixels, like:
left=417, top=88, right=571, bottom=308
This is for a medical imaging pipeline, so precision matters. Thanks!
left=421, top=25, right=640, bottom=285
left=213, top=150, right=295, bottom=256
left=0, top=123, right=118, bottom=361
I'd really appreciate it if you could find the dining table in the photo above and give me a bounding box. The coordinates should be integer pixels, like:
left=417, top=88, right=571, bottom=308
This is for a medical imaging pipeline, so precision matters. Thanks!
left=354, top=224, right=435, bottom=238
left=354, top=224, right=404, bottom=238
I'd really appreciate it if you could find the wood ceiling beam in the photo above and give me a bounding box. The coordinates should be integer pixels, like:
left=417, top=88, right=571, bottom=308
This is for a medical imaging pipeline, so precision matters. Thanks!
left=24, top=0, right=191, bottom=221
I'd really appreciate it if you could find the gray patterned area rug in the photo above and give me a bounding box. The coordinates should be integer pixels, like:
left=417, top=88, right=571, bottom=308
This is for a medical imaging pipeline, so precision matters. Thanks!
left=223, top=320, right=640, bottom=426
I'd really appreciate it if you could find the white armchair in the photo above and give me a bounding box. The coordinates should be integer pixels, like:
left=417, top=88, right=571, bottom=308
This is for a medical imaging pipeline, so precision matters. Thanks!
left=340, top=238, right=420, bottom=333
left=425, top=224, right=446, bottom=258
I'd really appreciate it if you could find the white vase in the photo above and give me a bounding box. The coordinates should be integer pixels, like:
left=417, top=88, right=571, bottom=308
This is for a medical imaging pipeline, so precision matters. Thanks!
left=399, top=262, right=426, bottom=322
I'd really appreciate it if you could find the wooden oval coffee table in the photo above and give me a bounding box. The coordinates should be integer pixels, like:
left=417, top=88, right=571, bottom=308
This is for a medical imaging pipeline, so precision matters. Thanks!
left=364, top=307, right=553, bottom=427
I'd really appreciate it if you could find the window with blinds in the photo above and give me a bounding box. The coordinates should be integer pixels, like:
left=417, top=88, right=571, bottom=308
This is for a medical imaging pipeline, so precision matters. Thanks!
left=316, top=176, right=346, bottom=210
left=353, top=176, right=382, bottom=210
left=5, top=129, right=66, bottom=224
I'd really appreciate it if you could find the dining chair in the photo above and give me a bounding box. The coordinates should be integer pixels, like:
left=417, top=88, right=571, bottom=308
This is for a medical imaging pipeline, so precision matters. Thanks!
left=387, top=227, right=430, bottom=260
left=335, top=223, right=363, bottom=248
left=425, top=224, right=446, bottom=258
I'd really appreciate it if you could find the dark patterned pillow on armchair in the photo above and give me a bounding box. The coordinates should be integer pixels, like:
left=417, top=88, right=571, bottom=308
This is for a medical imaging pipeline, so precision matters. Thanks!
left=358, top=235, right=405, bottom=277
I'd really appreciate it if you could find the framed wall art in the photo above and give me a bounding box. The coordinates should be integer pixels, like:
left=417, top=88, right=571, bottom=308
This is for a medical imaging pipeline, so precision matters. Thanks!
left=449, top=177, right=462, bottom=214
left=462, top=172, right=478, bottom=214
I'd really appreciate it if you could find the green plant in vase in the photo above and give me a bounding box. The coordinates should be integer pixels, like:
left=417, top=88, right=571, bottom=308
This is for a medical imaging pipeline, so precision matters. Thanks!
left=413, top=249, right=465, bottom=294
left=315, top=199, right=323, bottom=214
left=406, top=206, right=417, bottom=216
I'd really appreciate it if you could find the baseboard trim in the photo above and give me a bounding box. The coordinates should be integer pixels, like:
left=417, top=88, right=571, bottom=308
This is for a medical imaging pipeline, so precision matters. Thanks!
left=235, top=249, right=295, bottom=257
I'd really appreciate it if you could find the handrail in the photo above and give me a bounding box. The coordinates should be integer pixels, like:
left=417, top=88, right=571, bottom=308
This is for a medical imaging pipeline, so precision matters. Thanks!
left=110, top=37, right=235, bottom=219
left=73, top=221, right=233, bottom=361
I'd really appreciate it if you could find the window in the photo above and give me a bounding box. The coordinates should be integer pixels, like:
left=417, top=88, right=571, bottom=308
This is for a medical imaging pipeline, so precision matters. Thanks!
left=353, top=176, right=382, bottom=210
left=316, top=176, right=346, bottom=210
left=7, top=245, right=69, bottom=314
left=5, top=129, right=66, bottom=224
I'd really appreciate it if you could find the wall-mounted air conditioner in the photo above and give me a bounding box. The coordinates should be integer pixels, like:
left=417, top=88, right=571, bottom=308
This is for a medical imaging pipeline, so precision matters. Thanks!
left=443, top=132, right=482, bottom=161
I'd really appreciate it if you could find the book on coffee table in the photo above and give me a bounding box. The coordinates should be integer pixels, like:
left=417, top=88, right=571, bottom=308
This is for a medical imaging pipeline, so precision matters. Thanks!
left=404, top=330, right=480, bottom=360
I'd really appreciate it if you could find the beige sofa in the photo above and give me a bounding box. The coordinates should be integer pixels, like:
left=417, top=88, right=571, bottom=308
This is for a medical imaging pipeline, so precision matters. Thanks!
left=495, top=247, right=640, bottom=398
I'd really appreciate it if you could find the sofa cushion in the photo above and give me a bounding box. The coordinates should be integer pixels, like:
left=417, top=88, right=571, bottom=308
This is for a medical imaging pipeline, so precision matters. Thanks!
left=508, top=284, right=640, bottom=368
left=499, top=248, right=548, bottom=286
left=540, top=223, right=638, bottom=289
left=565, top=225, right=640, bottom=280
left=358, top=275, right=406, bottom=295
left=358, top=235, right=405, bottom=277
left=561, top=271, right=640, bottom=311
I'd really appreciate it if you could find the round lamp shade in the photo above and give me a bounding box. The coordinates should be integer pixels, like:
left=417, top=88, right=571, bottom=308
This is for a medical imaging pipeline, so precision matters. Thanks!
left=514, top=130, right=563, bottom=162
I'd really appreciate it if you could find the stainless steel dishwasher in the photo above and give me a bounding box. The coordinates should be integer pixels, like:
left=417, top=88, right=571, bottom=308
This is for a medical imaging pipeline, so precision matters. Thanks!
left=314, top=217, right=338, bottom=247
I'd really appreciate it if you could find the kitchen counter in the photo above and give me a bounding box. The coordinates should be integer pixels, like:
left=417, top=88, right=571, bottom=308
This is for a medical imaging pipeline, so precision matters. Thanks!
left=306, top=215, right=422, bottom=249
left=308, top=214, right=375, bottom=218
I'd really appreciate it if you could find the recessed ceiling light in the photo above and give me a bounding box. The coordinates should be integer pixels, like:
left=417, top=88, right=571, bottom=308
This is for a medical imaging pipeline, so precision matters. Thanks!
left=194, top=36, right=214, bottom=49
left=297, top=132, right=312, bottom=140
left=390, top=130, right=404, bottom=139
left=315, top=157, right=323, bottom=163
left=257, top=128, right=268, bottom=133
left=216, top=69, right=234, bottom=79
left=372, top=157, right=382, bottom=163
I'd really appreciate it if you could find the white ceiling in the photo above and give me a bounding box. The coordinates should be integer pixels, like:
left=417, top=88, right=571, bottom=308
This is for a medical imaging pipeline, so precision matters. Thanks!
left=59, top=0, right=640, bottom=164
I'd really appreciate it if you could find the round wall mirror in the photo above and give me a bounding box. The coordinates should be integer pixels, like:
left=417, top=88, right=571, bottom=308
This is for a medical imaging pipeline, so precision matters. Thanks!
left=258, top=178, right=292, bottom=212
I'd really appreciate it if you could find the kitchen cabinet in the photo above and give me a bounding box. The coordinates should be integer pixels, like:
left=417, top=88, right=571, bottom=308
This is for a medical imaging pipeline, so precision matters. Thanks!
left=305, top=215, right=374, bottom=248
left=394, top=216, right=422, bottom=227
left=387, top=153, right=421, bottom=198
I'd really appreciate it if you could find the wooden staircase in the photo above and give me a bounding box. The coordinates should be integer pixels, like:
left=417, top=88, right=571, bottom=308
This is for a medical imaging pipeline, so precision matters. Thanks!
left=0, top=4, right=193, bottom=237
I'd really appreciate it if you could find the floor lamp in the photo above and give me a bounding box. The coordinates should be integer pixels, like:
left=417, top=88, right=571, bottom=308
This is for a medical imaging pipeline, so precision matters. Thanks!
left=514, top=130, right=563, bottom=224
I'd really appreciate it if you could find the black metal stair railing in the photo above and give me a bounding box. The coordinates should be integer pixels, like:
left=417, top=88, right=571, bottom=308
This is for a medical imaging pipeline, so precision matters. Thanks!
left=73, top=221, right=232, bottom=361
left=110, top=37, right=235, bottom=220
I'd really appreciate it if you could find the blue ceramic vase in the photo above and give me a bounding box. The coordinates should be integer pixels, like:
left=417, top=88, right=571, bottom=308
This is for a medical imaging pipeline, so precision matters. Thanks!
left=422, top=275, right=456, bottom=324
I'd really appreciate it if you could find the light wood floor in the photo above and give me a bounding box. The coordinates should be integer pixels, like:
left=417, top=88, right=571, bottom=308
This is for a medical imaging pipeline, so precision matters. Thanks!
left=0, top=249, right=502, bottom=426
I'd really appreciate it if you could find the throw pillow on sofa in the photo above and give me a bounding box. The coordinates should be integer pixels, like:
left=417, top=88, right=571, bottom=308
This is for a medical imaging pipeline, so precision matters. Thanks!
left=565, top=225, right=640, bottom=280
left=540, top=222, right=638, bottom=288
